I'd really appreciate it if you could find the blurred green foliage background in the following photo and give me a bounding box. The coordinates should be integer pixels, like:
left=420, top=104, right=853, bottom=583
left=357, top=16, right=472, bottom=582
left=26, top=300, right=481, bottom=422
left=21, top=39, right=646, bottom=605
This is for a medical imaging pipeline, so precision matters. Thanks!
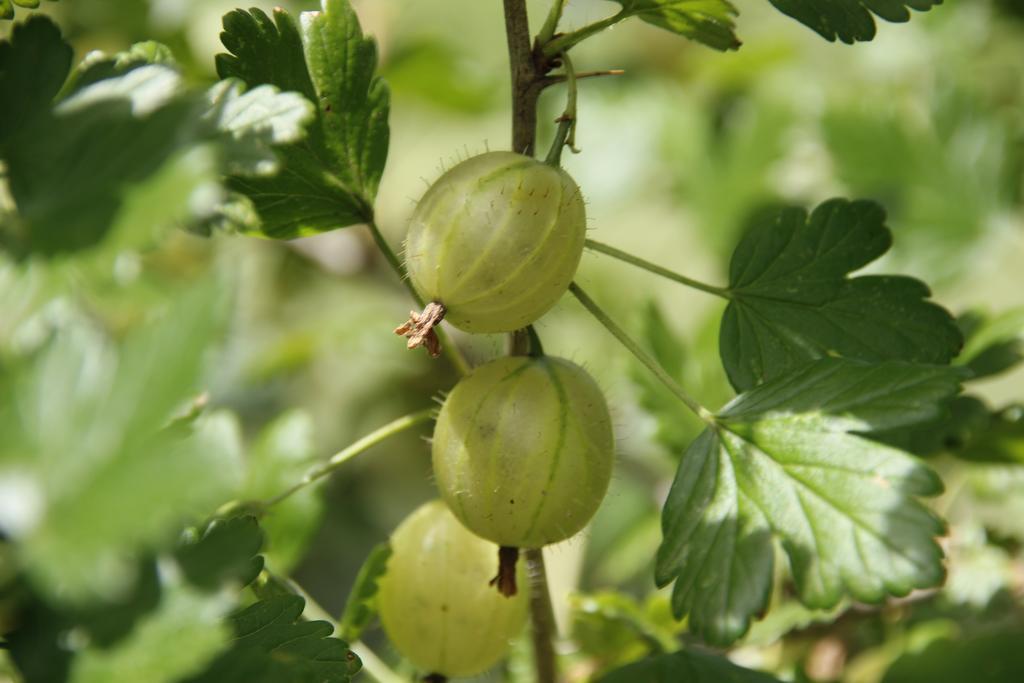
left=2, top=1, right=1024, bottom=681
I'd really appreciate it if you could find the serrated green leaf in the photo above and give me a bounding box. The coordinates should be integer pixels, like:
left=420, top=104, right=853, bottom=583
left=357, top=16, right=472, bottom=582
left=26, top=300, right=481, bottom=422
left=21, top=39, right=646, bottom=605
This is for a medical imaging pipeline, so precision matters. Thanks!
left=204, top=79, right=315, bottom=176
left=720, top=198, right=962, bottom=391
left=0, top=63, right=207, bottom=255
left=0, top=15, right=72, bottom=147
left=613, top=1, right=741, bottom=50
left=766, top=0, right=943, bottom=44
left=215, top=0, right=389, bottom=238
left=656, top=359, right=960, bottom=645
left=338, top=541, right=391, bottom=642
left=598, top=649, right=783, bottom=682
left=175, top=516, right=265, bottom=591
left=0, top=282, right=244, bottom=602
left=1, top=36, right=320, bottom=257
left=69, top=583, right=232, bottom=683
left=63, top=40, right=178, bottom=96
left=186, top=594, right=361, bottom=683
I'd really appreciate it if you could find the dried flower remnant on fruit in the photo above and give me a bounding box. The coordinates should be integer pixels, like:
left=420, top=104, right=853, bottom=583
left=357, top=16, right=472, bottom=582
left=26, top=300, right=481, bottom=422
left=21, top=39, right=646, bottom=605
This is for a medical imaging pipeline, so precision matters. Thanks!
left=394, top=301, right=446, bottom=357
left=402, top=152, right=586, bottom=336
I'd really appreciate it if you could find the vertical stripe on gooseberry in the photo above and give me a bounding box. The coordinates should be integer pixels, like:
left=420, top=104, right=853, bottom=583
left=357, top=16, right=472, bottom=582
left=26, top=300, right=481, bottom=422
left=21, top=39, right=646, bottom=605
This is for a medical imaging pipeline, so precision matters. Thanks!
left=521, top=359, right=570, bottom=544
left=450, top=359, right=531, bottom=531
left=432, top=164, right=526, bottom=301
left=447, top=169, right=566, bottom=306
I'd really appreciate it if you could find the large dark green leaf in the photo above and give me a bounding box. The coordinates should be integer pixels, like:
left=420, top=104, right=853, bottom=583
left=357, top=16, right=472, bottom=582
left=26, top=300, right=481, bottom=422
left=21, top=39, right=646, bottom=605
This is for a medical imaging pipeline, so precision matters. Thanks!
left=599, top=649, right=783, bottom=682
left=613, top=1, right=741, bottom=50
left=766, top=0, right=943, bottom=43
left=215, top=0, right=389, bottom=238
left=656, top=359, right=960, bottom=645
left=720, top=198, right=961, bottom=391
left=0, top=19, right=313, bottom=257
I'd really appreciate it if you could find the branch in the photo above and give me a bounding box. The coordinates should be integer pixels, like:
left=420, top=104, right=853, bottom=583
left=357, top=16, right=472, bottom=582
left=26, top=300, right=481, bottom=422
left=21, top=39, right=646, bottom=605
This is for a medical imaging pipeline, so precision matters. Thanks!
left=503, top=0, right=542, bottom=155
left=539, top=69, right=625, bottom=90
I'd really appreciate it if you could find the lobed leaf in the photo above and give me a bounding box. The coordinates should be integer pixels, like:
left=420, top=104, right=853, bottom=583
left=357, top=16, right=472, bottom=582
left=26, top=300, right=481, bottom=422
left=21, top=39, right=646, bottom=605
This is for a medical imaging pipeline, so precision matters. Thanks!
left=186, top=594, right=361, bottom=683
left=215, top=0, right=390, bottom=238
left=720, top=198, right=962, bottom=391
left=766, top=0, right=944, bottom=43
left=613, top=1, right=741, bottom=51
left=656, top=359, right=960, bottom=645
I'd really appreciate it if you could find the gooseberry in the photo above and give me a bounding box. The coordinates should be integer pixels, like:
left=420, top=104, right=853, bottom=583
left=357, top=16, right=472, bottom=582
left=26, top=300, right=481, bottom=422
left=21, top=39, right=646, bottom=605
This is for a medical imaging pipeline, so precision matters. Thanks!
left=396, top=151, right=586, bottom=354
left=432, top=355, right=614, bottom=592
left=377, top=500, right=529, bottom=678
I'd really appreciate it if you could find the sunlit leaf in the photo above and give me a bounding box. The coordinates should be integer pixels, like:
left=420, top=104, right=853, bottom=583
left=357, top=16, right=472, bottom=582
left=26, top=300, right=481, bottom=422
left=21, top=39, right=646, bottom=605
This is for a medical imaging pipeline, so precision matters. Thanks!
left=215, top=0, right=389, bottom=238
left=656, top=359, right=960, bottom=644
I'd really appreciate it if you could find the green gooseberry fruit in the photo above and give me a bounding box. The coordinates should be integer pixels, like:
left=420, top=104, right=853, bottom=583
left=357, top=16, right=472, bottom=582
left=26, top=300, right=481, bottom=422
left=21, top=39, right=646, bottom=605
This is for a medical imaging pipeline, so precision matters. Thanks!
left=377, top=500, right=528, bottom=679
left=399, top=151, right=586, bottom=347
left=432, top=355, right=614, bottom=553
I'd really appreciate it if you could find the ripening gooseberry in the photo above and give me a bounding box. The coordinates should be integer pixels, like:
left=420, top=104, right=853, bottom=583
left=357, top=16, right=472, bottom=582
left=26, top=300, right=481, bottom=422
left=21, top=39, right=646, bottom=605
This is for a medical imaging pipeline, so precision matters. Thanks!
left=377, top=500, right=528, bottom=679
left=396, top=152, right=586, bottom=353
left=432, top=355, right=614, bottom=555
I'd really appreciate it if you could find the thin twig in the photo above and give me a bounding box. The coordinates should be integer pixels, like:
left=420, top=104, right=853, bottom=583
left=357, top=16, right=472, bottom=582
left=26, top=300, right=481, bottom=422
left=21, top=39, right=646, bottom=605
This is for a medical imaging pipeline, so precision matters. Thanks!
left=539, top=69, right=625, bottom=89
left=262, top=408, right=435, bottom=508
left=569, top=282, right=715, bottom=423
left=584, top=238, right=731, bottom=298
